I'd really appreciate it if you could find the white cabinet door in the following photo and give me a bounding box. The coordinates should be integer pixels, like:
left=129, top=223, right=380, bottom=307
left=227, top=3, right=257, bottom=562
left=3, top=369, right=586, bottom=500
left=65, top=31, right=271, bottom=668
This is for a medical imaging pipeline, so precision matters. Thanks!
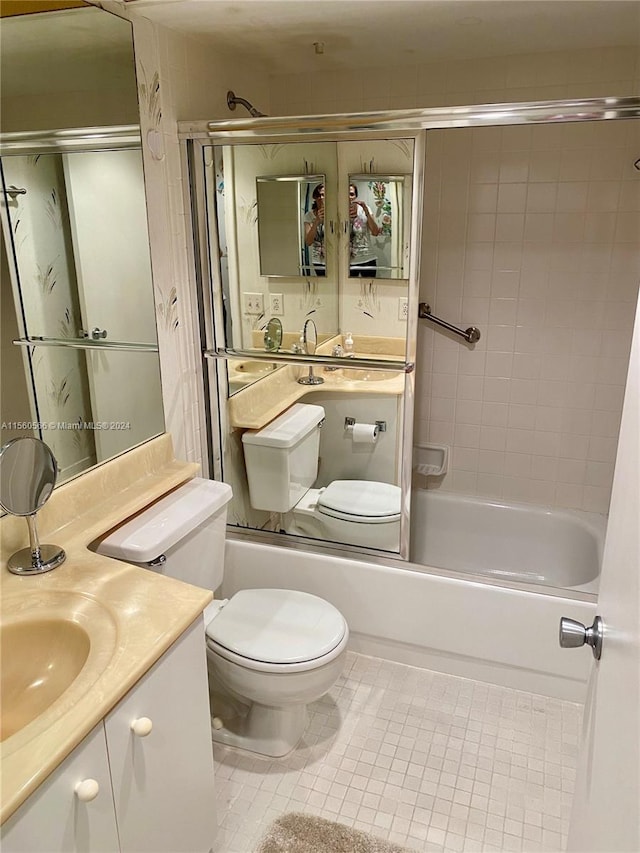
left=105, top=617, right=216, bottom=853
left=1, top=724, right=120, bottom=853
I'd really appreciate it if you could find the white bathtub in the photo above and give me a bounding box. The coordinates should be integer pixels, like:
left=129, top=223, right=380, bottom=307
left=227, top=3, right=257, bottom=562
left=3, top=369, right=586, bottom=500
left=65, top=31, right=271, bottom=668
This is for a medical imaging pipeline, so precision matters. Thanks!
left=224, top=513, right=601, bottom=703
left=410, top=489, right=605, bottom=594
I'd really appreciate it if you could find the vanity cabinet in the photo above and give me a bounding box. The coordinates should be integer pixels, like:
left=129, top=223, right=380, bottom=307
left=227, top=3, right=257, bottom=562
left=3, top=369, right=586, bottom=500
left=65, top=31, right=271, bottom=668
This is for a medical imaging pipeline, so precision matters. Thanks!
left=1, top=724, right=120, bottom=853
left=2, top=618, right=215, bottom=853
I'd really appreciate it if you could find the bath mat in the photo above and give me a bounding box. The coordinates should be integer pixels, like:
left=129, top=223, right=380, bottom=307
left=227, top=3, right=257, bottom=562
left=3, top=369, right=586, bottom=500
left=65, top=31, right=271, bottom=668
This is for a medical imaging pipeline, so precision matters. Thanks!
left=255, top=812, right=411, bottom=853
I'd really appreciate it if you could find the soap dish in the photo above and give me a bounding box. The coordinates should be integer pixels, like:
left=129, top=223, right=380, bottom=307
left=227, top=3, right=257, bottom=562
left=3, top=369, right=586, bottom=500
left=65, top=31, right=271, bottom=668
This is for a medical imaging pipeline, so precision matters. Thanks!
left=413, top=443, right=449, bottom=477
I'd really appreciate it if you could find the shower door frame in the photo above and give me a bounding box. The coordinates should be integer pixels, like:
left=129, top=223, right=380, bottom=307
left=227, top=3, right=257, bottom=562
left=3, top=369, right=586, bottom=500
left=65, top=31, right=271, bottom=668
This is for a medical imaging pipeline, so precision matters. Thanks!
left=179, top=96, right=640, bottom=565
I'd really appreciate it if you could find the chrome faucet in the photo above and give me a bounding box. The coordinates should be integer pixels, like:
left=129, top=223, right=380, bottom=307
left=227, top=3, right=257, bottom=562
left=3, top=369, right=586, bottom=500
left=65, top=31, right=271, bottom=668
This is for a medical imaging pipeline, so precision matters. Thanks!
left=297, top=319, right=324, bottom=385
left=324, top=343, right=344, bottom=372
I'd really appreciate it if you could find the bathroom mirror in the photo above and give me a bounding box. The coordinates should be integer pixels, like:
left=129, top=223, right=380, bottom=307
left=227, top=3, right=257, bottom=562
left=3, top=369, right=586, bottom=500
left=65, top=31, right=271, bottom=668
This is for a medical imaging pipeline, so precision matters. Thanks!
left=185, top=123, right=421, bottom=558
left=209, top=141, right=339, bottom=354
left=0, top=437, right=57, bottom=517
left=348, top=175, right=410, bottom=279
left=1, top=139, right=165, bottom=484
left=0, top=6, right=165, bottom=489
left=256, top=175, right=325, bottom=278
left=205, top=137, right=415, bottom=360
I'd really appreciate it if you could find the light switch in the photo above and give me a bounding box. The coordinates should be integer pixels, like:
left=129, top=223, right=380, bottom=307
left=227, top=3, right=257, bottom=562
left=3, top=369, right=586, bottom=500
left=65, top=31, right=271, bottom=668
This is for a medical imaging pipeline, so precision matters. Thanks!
left=242, top=292, right=264, bottom=315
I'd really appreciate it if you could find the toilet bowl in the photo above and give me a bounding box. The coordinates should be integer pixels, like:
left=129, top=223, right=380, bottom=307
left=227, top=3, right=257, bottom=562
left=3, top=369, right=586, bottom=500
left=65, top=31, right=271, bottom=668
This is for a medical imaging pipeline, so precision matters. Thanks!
left=94, top=477, right=348, bottom=757
left=204, top=588, right=348, bottom=755
left=286, top=481, right=400, bottom=550
left=242, top=403, right=401, bottom=550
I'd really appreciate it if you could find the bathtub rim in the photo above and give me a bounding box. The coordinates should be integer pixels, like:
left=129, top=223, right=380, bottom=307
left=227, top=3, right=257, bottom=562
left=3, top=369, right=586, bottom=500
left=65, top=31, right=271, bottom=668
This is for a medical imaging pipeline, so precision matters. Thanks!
left=226, top=525, right=599, bottom=604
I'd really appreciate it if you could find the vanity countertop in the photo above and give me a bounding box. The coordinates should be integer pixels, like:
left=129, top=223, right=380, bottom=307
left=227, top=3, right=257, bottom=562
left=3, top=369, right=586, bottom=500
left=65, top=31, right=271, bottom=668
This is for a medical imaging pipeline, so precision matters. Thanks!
left=0, top=435, right=211, bottom=825
left=228, top=336, right=407, bottom=430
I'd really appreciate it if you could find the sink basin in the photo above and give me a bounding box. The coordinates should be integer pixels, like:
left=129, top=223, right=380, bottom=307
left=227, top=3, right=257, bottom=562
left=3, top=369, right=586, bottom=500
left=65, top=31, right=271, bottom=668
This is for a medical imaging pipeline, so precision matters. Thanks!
left=1, top=619, right=90, bottom=742
left=341, top=369, right=400, bottom=382
left=235, top=361, right=277, bottom=375
left=0, top=591, right=117, bottom=750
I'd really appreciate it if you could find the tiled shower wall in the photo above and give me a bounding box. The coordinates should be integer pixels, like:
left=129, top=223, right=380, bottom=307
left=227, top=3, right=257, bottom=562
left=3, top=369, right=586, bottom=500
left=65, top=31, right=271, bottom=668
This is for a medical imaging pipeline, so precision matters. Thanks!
left=268, top=47, right=640, bottom=514
left=417, top=119, right=639, bottom=513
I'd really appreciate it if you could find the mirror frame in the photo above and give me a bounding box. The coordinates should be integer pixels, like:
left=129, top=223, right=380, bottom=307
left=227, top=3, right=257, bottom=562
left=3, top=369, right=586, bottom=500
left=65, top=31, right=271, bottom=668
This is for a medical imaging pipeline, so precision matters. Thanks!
left=255, top=173, right=327, bottom=279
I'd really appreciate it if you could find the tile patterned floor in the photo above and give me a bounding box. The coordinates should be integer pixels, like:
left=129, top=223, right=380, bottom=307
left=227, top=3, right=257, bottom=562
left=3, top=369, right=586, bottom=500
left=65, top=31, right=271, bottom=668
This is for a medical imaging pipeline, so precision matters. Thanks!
left=212, top=652, right=581, bottom=853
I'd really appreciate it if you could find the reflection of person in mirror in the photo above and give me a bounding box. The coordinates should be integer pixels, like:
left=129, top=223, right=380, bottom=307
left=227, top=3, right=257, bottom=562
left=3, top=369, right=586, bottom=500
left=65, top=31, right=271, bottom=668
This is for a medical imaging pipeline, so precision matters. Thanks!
left=349, top=183, right=381, bottom=277
left=304, top=183, right=325, bottom=277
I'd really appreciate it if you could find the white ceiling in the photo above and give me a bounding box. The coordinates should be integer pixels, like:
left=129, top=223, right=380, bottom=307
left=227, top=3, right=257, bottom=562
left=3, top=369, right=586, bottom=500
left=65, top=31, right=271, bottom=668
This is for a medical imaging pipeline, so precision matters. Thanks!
left=130, top=0, right=640, bottom=74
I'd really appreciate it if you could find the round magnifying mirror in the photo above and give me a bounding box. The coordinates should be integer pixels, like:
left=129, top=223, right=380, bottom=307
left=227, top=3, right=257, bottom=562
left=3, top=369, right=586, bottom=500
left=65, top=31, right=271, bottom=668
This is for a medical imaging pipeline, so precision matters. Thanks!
left=0, top=437, right=58, bottom=516
left=264, top=317, right=283, bottom=352
left=0, top=438, right=65, bottom=575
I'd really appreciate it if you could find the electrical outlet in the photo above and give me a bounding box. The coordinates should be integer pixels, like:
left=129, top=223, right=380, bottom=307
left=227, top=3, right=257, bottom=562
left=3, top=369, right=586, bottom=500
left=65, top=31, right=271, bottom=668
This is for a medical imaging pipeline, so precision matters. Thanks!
left=398, top=297, right=408, bottom=321
left=242, top=292, right=264, bottom=315
left=270, top=293, right=284, bottom=315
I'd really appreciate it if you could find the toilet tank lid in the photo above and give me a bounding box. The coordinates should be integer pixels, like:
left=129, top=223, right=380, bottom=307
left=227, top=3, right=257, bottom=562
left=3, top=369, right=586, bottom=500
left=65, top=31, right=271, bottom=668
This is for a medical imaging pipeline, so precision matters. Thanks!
left=94, top=477, right=232, bottom=562
left=241, top=403, right=325, bottom=449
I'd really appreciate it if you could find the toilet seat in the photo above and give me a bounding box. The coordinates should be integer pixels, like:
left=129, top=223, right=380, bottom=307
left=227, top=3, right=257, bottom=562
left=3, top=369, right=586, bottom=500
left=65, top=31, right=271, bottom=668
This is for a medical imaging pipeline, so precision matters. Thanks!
left=205, top=589, right=348, bottom=674
left=317, top=480, right=401, bottom=524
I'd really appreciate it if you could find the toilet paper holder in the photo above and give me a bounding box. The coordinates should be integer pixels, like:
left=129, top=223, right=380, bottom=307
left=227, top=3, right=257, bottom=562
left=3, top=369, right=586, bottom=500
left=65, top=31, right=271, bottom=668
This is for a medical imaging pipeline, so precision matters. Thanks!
left=344, top=417, right=386, bottom=432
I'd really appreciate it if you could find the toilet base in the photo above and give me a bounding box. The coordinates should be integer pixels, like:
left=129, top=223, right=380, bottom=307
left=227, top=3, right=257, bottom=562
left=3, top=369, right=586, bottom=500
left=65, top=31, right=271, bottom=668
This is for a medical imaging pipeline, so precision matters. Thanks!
left=210, top=701, right=308, bottom=757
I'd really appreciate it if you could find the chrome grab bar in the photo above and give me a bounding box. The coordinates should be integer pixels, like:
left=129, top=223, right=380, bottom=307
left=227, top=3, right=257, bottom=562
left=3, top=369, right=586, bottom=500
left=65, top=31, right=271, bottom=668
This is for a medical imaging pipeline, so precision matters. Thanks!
left=418, top=302, right=481, bottom=344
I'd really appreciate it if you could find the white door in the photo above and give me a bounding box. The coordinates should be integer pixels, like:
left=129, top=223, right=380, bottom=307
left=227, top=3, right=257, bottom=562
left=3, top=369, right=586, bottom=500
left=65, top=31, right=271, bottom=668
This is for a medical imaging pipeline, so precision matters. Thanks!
left=63, top=149, right=164, bottom=462
left=566, top=298, right=640, bottom=851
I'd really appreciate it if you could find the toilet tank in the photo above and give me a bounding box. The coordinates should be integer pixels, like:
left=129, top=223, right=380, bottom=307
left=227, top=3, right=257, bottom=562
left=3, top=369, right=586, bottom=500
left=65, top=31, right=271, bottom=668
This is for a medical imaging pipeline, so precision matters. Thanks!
left=93, top=477, right=232, bottom=591
left=242, top=403, right=325, bottom=512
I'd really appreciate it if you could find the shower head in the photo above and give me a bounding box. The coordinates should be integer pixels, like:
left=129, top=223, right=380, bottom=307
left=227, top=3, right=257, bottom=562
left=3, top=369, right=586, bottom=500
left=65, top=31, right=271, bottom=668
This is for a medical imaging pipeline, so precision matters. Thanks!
left=227, top=90, right=266, bottom=118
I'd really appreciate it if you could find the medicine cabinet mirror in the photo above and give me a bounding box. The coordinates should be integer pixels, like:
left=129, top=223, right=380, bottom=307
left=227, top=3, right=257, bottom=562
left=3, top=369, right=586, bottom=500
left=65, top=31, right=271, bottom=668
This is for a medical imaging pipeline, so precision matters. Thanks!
left=256, top=174, right=326, bottom=278
left=0, top=6, right=165, bottom=489
left=205, top=137, right=416, bottom=370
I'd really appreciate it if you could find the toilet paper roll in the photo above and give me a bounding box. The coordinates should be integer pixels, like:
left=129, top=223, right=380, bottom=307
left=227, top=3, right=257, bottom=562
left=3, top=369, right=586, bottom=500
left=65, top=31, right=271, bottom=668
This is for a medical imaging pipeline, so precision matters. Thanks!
left=351, top=423, right=378, bottom=444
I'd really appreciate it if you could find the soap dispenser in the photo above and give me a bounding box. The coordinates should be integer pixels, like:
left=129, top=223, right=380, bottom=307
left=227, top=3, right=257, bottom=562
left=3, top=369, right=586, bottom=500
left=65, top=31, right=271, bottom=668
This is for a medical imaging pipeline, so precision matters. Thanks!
left=344, top=332, right=354, bottom=357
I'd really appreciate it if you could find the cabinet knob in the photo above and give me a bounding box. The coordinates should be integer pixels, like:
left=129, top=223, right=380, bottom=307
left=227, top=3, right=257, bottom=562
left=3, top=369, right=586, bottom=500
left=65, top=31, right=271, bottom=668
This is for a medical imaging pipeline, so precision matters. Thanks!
left=131, top=716, right=153, bottom=737
left=75, top=779, right=100, bottom=802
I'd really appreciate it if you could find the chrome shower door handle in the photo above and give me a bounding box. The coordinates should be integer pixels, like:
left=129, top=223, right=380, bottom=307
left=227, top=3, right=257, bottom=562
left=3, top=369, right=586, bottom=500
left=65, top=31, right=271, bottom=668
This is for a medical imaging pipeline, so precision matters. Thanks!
left=559, top=615, right=603, bottom=660
left=91, top=327, right=108, bottom=340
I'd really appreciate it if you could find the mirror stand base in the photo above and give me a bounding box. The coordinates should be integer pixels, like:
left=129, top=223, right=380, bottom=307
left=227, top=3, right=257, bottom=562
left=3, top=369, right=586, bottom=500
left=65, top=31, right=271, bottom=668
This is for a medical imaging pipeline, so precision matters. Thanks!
left=8, top=544, right=66, bottom=576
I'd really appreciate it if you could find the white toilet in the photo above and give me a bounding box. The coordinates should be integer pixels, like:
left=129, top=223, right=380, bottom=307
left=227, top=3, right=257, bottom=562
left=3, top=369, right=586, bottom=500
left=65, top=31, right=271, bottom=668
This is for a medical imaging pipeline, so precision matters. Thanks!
left=94, top=478, right=349, bottom=757
left=242, top=403, right=401, bottom=550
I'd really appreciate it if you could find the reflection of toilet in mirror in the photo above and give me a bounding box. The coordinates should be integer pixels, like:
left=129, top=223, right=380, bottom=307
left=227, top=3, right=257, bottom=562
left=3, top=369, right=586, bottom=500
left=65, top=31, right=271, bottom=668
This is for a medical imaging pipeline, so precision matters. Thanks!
left=242, top=403, right=401, bottom=550
left=94, top=478, right=349, bottom=758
